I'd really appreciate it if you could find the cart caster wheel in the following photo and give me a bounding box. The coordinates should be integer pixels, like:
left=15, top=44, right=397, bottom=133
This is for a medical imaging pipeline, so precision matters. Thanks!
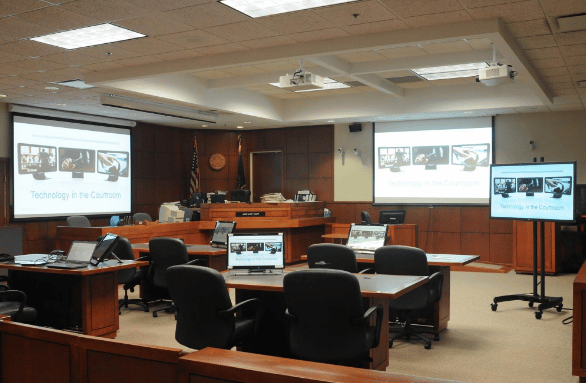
left=144, top=307, right=149, bottom=313
left=153, top=312, right=158, bottom=318
left=556, top=304, right=563, bottom=312
left=424, top=343, right=432, bottom=350
left=434, top=335, right=440, bottom=341
left=535, top=312, right=542, bottom=320
left=528, top=301, right=534, bottom=308
left=491, top=303, right=498, bottom=311
left=389, top=341, right=394, bottom=349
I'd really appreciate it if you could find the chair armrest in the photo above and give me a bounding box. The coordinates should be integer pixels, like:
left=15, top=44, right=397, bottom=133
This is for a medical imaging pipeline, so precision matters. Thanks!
left=351, top=304, right=384, bottom=348
left=0, top=290, right=27, bottom=316
left=0, top=284, right=9, bottom=291
left=358, top=268, right=375, bottom=274
left=135, top=256, right=151, bottom=262
left=186, top=259, right=206, bottom=266
left=217, top=298, right=261, bottom=318
left=284, top=308, right=296, bottom=324
left=429, top=271, right=444, bottom=301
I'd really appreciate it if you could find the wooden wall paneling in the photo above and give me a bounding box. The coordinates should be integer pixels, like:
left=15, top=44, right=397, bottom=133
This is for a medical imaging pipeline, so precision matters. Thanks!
left=490, top=218, right=514, bottom=233
left=286, top=153, right=308, bottom=179
left=327, top=203, right=355, bottom=224
left=308, top=152, right=331, bottom=179
left=430, top=207, right=460, bottom=232
left=308, top=125, right=333, bottom=153
left=283, top=178, right=309, bottom=200
left=0, top=158, right=8, bottom=226
left=153, top=126, right=173, bottom=153
left=286, top=127, right=309, bottom=154
left=461, top=232, right=490, bottom=262
left=572, top=263, right=586, bottom=379
left=408, top=206, right=431, bottom=232
left=262, top=129, right=286, bottom=150
left=431, top=232, right=461, bottom=254
left=461, top=206, right=490, bottom=233
left=490, top=233, right=514, bottom=265
left=309, top=177, right=333, bottom=203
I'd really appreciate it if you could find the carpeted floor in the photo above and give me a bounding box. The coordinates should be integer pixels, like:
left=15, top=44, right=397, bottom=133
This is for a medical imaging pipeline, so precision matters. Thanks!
left=117, top=267, right=577, bottom=383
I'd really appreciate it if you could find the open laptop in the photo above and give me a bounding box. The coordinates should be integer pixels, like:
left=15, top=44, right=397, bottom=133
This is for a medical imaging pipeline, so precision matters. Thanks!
left=210, top=221, right=237, bottom=248
left=346, top=224, right=389, bottom=254
left=227, top=232, right=284, bottom=275
left=46, top=241, right=97, bottom=269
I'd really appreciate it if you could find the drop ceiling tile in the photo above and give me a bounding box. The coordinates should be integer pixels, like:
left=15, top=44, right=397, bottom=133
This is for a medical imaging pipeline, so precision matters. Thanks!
left=543, top=73, right=573, bottom=83
left=516, top=34, right=557, bottom=49
left=164, top=2, right=249, bottom=29
left=459, top=0, right=530, bottom=8
left=204, top=21, right=281, bottom=43
left=15, top=6, right=101, bottom=31
left=75, top=45, right=143, bottom=60
left=193, top=43, right=248, bottom=55
left=552, top=88, right=578, bottom=96
left=111, top=55, right=165, bottom=66
left=556, top=31, right=586, bottom=46
left=376, top=45, right=427, bottom=59
left=62, top=0, right=150, bottom=22
left=151, top=49, right=204, bottom=62
left=565, top=55, right=586, bottom=66
left=114, top=13, right=195, bottom=37
left=239, top=36, right=298, bottom=50
left=313, top=0, right=397, bottom=26
left=506, top=19, right=552, bottom=37
left=221, top=66, right=267, bottom=76
left=1, top=86, right=45, bottom=96
left=404, top=10, right=473, bottom=28
left=548, top=81, right=575, bottom=90
left=560, top=44, right=586, bottom=56
left=0, top=64, right=39, bottom=75
left=553, top=94, right=581, bottom=103
left=253, top=61, right=299, bottom=72
left=569, top=65, right=586, bottom=74
left=0, top=16, right=55, bottom=39
left=525, top=46, right=562, bottom=59
left=341, top=19, right=409, bottom=35
left=540, top=0, right=586, bottom=18
left=43, top=51, right=108, bottom=66
left=80, top=61, right=128, bottom=71
left=10, top=58, right=68, bottom=71
left=19, top=66, right=91, bottom=82
left=538, top=66, right=569, bottom=76
left=466, top=37, right=493, bottom=50
left=255, top=10, right=334, bottom=34
left=124, top=0, right=209, bottom=12
left=289, top=28, right=350, bottom=43
left=466, top=0, right=546, bottom=24
left=0, top=39, right=64, bottom=57
left=113, top=37, right=185, bottom=54
left=420, top=40, right=472, bottom=54
left=156, top=30, right=230, bottom=49
left=1, top=0, right=52, bottom=17
left=378, top=0, right=463, bottom=18
left=188, top=70, right=232, bottom=79
left=0, top=51, right=29, bottom=63
left=0, top=34, right=18, bottom=45
left=0, top=77, right=43, bottom=87
left=532, top=57, right=566, bottom=68
left=335, top=50, right=387, bottom=63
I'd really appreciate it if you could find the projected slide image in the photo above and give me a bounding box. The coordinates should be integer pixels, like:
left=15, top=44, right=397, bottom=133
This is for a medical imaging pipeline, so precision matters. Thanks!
left=230, top=243, right=246, bottom=254
left=265, top=242, right=282, bottom=254
left=247, top=242, right=264, bottom=253
left=59, top=148, right=95, bottom=173
left=378, top=147, right=410, bottom=169
left=545, top=177, right=572, bottom=196
left=412, top=146, right=449, bottom=166
left=518, top=178, right=543, bottom=193
left=97, top=151, right=129, bottom=177
left=18, top=144, right=56, bottom=174
left=452, top=144, right=490, bottom=169
left=494, top=178, right=516, bottom=195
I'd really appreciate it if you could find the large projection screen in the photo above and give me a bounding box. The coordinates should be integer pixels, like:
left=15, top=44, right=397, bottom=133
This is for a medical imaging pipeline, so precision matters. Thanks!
left=12, top=115, right=131, bottom=220
left=374, top=117, right=493, bottom=205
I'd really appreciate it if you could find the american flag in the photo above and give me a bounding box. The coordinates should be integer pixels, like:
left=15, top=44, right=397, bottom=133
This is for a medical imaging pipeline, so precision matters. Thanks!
left=190, top=134, right=200, bottom=195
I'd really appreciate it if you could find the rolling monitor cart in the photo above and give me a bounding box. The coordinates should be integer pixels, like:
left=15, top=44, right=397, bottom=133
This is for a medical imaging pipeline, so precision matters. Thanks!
left=489, top=162, right=575, bottom=319
left=379, top=209, right=406, bottom=225
left=210, top=221, right=237, bottom=248
left=227, top=232, right=284, bottom=275
left=346, top=224, right=389, bottom=254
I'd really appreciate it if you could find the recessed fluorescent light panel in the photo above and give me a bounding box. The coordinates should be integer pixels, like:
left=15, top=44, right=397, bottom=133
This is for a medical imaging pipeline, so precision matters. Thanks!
left=57, top=79, right=95, bottom=89
left=220, top=0, right=358, bottom=18
left=270, top=77, right=349, bottom=92
left=411, top=62, right=488, bottom=81
left=30, top=24, right=145, bottom=50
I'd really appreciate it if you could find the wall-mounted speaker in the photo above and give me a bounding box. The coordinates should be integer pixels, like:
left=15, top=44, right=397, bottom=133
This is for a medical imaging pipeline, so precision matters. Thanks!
left=349, top=123, right=362, bottom=132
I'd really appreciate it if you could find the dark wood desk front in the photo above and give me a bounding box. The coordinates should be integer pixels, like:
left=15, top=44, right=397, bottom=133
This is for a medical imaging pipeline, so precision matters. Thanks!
left=132, top=243, right=228, bottom=272
left=0, top=259, right=146, bottom=338
left=223, top=271, right=428, bottom=371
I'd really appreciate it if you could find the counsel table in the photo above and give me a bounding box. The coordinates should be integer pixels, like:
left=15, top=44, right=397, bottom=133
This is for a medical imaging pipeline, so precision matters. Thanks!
left=223, top=271, right=428, bottom=371
left=0, top=259, right=146, bottom=338
left=132, top=243, right=228, bottom=272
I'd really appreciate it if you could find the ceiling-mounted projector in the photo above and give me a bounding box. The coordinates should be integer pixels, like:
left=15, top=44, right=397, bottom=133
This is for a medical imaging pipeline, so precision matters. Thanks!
left=477, top=64, right=516, bottom=86
left=279, top=71, right=324, bottom=90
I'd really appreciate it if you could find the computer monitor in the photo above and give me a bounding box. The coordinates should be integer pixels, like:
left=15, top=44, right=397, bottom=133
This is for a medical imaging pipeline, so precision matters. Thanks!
left=452, top=143, right=490, bottom=171
left=346, top=224, right=389, bottom=252
left=544, top=176, right=573, bottom=198
left=89, top=233, right=120, bottom=266
left=210, top=221, right=237, bottom=247
left=18, top=143, right=57, bottom=180
left=227, top=232, right=284, bottom=272
left=58, top=147, right=95, bottom=178
left=379, top=209, right=406, bottom=225
left=97, top=150, right=129, bottom=182
left=159, top=203, right=184, bottom=223
left=493, top=178, right=516, bottom=198
left=378, top=147, right=410, bottom=172
left=517, top=177, right=543, bottom=196
left=412, top=145, right=449, bottom=169
left=210, top=194, right=226, bottom=203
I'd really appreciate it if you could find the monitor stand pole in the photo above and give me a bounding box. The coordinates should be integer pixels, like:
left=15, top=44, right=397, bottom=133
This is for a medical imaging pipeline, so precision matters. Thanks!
left=491, top=220, right=563, bottom=319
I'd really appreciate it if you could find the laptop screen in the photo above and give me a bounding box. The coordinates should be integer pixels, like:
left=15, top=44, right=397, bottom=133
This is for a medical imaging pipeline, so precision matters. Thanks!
left=346, top=224, right=389, bottom=252
left=90, top=233, right=120, bottom=266
left=227, top=232, right=284, bottom=270
left=66, top=241, right=97, bottom=262
left=210, top=221, right=237, bottom=247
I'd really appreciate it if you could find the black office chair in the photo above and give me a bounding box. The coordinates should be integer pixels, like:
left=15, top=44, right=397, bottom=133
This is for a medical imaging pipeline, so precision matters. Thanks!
left=133, top=213, right=152, bottom=223
left=307, top=243, right=360, bottom=273
left=97, top=235, right=149, bottom=314
left=361, top=211, right=372, bottom=225
left=230, top=189, right=251, bottom=202
left=283, top=269, right=383, bottom=367
left=166, top=265, right=262, bottom=350
left=374, top=245, right=444, bottom=349
left=66, top=215, right=91, bottom=227
left=0, top=284, right=37, bottom=324
left=147, top=237, right=203, bottom=317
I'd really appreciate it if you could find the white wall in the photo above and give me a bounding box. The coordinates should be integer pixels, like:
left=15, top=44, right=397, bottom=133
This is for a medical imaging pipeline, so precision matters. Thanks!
left=334, top=110, right=586, bottom=202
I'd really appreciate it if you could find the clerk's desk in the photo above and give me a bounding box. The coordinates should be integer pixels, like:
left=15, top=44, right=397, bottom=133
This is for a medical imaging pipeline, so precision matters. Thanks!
left=300, top=253, right=479, bottom=332
left=222, top=271, right=428, bottom=371
left=132, top=243, right=228, bottom=271
left=0, top=259, right=147, bottom=338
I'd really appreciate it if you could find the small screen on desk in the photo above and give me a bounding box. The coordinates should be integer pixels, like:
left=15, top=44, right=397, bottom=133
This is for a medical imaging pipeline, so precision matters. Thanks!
left=227, top=232, right=284, bottom=270
left=346, top=224, right=388, bottom=251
